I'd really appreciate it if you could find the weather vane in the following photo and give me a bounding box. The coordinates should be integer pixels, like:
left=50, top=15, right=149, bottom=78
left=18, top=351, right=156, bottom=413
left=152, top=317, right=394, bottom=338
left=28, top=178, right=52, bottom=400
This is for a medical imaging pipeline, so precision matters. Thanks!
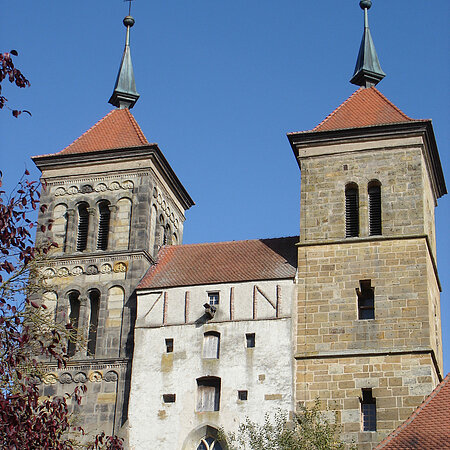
left=124, top=0, right=134, bottom=16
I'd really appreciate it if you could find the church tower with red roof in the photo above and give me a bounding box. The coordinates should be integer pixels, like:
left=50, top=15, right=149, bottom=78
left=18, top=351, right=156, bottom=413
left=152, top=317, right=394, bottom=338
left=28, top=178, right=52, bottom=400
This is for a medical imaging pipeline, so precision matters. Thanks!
left=288, top=1, right=446, bottom=448
left=31, top=14, right=193, bottom=443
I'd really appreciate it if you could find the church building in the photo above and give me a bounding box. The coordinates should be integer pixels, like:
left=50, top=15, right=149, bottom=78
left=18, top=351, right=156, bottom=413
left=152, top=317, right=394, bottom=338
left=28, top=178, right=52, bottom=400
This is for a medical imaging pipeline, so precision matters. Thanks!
left=33, top=2, right=446, bottom=449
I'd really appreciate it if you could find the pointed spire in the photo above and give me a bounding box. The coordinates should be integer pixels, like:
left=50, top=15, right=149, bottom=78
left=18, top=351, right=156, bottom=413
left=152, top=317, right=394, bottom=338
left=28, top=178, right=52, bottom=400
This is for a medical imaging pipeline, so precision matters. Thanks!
left=109, top=15, right=140, bottom=109
left=350, top=1, right=386, bottom=88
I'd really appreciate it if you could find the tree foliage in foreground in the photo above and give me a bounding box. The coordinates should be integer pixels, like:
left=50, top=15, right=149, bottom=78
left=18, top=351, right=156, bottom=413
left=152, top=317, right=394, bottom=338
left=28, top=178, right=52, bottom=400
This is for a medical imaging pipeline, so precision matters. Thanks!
left=0, top=51, right=123, bottom=447
left=221, top=401, right=356, bottom=450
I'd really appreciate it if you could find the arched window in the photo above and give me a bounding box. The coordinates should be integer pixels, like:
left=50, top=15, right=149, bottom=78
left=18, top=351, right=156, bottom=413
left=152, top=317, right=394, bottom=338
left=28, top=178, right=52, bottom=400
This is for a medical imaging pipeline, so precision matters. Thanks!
left=163, top=224, right=171, bottom=245
left=203, top=331, right=220, bottom=359
left=149, top=205, right=157, bottom=254
left=52, top=204, right=68, bottom=252
left=76, top=203, right=89, bottom=251
left=172, top=232, right=178, bottom=245
left=345, top=183, right=359, bottom=238
left=97, top=201, right=111, bottom=250
left=197, top=437, right=223, bottom=450
left=368, top=181, right=382, bottom=236
left=67, top=291, right=80, bottom=357
left=87, top=290, right=100, bottom=356
left=196, top=377, right=221, bottom=412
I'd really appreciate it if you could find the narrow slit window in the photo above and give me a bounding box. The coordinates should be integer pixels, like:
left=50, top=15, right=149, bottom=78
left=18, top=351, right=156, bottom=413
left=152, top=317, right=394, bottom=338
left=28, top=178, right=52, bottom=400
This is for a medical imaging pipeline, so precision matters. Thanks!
left=357, top=280, right=375, bottom=320
left=97, top=201, right=111, bottom=250
left=345, top=184, right=359, bottom=238
left=87, top=290, right=100, bottom=356
left=361, top=389, right=376, bottom=431
left=246, top=333, right=255, bottom=348
left=368, top=182, right=382, bottom=236
left=76, top=203, right=89, bottom=251
left=203, top=331, right=220, bottom=359
left=197, top=377, right=221, bottom=412
left=165, top=338, right=174, bottom=353
left=67, top=291, right=80, bottom=357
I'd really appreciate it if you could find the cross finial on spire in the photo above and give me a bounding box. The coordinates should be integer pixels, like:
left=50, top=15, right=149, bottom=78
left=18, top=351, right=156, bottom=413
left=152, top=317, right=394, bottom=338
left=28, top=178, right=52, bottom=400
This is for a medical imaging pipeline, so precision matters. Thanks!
left=109, top=8, right=140, bottom=109
left=350, top=0, right=386, bottom=88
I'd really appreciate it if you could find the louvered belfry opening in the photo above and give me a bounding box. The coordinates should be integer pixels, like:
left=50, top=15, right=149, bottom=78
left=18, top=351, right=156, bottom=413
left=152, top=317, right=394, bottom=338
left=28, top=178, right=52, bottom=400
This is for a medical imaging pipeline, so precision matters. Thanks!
left=368, top=182, right=382, bottom=236
left=345, top=184, right=359, bottom=238
left=97, top=201, right=111, bottom=250
left=87, top=290, right=100, bottom=356
left=76, top=203, right=89, bottom=251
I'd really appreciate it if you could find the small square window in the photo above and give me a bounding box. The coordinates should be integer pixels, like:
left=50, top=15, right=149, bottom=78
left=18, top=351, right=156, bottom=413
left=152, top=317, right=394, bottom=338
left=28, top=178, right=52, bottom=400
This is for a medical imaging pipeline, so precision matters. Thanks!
left=238, top=390, right=248, bottom=401
left=208, top=292, right=219, bottom=306
left=163, top=394, right=176, bottom=403
left=165, top=338, right=174, bottom=353
left=246, top=333, right=255, bottom=348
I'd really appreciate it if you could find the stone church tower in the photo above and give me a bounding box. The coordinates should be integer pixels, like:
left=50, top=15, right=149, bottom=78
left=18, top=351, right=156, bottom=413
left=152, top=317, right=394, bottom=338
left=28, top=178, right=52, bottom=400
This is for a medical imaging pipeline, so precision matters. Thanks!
left=32, top=15, right=193, bottom=440
left=29, top=3, right=446, bottom=449
left=288, top=2, right=446, bottom=448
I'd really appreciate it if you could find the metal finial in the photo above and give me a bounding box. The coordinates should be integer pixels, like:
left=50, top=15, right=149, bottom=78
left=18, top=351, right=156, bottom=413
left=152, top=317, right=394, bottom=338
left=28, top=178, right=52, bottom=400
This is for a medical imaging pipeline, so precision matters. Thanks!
left=350, top=0, right=385, bottom=88
left=108, top=14, right=140, bottom=109
left=359, top=0, right=372, bottom=9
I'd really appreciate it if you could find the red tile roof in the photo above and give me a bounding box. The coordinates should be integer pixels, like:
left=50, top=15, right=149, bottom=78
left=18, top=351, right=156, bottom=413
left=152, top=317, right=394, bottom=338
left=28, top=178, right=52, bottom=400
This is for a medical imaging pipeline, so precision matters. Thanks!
left=376, top=373, right=450, bottom=450
left=38, top=109, right=149, bottom=157
left=312, top=87, right=413, bottom=132
left=138, top=236, right=298, bottom=289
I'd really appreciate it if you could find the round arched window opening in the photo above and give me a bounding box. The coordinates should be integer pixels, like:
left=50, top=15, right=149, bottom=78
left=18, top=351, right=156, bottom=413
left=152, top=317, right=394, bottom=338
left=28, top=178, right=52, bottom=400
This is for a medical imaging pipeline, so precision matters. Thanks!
left=197, top=437, right=223, bottom=450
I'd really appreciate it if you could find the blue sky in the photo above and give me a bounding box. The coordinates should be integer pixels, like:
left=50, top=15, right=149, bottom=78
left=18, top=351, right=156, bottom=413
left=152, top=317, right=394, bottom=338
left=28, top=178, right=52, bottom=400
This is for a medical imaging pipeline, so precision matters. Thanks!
left=2, top=1, right=449, bottom=374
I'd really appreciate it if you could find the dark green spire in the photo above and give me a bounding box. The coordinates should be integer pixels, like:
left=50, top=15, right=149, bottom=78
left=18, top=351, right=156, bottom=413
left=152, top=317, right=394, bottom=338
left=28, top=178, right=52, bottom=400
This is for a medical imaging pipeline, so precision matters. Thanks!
left=109, top=15, right=140, bottom=109
left=350, top=1, right=386, bottom=88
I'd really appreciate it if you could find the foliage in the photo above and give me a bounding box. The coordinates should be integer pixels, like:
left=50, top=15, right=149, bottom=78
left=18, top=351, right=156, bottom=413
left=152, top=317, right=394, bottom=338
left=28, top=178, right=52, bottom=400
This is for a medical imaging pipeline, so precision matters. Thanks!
left=0, top=175, right=124, bottom=448
left=221, top=400, right=355, bottom=450
left=0, top=50, right=31, bottom=117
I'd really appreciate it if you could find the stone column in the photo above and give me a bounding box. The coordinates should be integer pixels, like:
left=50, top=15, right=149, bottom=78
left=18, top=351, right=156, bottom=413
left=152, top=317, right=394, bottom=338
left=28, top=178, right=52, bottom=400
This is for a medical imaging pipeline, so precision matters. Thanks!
left=87, top=207, right=97, bottom=252
left=65, top=208, right=76, bottom=253
left=108, top=204, right=118, bottom=250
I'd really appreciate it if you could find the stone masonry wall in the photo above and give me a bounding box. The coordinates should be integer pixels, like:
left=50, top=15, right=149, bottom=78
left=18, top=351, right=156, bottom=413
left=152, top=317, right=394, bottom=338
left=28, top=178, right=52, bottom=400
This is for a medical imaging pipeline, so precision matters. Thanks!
left=296, top=239, right=441, bottom=366
left=299, top=146, right=426, bottom=243
left=295, top=353, right=439, bottom=450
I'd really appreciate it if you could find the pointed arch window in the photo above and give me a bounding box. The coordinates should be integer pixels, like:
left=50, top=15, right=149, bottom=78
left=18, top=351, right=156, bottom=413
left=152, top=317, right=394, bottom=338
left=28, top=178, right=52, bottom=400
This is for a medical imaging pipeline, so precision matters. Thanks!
left=345, top=183, right=359, bottom=238
left=76, top=203, right=89, bottom=251
left=368, top=181, right=382, bottom=236
left=67, top=291, right=80, bottom=357
left=97, top=201, right=111, bottom=250
left=197, top=437, right=223, bottom=450
left=87, top=290, right=100, bottom=356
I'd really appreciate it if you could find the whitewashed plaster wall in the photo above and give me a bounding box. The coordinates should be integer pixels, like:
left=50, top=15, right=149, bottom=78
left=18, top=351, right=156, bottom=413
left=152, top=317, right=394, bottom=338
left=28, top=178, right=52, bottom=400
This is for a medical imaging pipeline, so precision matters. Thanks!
left=129, top=279, right=295, bottom=450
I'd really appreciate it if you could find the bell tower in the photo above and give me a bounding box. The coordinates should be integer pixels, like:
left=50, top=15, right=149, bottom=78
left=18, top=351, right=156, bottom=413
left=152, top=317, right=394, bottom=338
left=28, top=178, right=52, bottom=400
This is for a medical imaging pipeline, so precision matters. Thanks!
left=289, top=2, right=446, bottom=448
left=32, top=13, right=193, bottom=441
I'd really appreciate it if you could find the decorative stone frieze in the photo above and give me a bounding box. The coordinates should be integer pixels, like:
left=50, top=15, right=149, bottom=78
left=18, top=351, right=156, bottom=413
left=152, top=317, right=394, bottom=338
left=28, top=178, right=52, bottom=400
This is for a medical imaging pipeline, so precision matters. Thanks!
left=54, top=180, right=134, bottom=197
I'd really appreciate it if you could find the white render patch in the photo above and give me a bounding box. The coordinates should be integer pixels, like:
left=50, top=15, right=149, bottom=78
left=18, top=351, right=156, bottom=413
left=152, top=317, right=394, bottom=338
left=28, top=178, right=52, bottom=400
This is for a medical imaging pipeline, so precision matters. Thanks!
left=129, top=279, right=295, bottom=449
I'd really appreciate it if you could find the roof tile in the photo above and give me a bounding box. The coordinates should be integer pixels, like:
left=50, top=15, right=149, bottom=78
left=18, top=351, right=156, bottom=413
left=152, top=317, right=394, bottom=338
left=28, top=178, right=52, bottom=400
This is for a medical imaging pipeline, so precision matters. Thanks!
left=312, top=87, right=413, bottom=132
left=37, top=109, right=149, bottom=157
left=138, top=236, right=298, bottom=289
left=376, top=373, right=450, bottom=449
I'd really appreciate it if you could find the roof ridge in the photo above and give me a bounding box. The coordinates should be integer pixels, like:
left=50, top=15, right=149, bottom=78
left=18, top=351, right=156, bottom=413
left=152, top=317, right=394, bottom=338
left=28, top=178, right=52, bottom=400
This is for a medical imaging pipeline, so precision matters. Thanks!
left=371, top=87, right=413, bottom=121
left=312, top=87, right=364, bottom=131
left=376, top=373, right=450, bottom=449
left=57, top=110, right=116, bottom=154
left=164, top=235, right=299, bottom=249
left=124, top=109, right=149, bottom=145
